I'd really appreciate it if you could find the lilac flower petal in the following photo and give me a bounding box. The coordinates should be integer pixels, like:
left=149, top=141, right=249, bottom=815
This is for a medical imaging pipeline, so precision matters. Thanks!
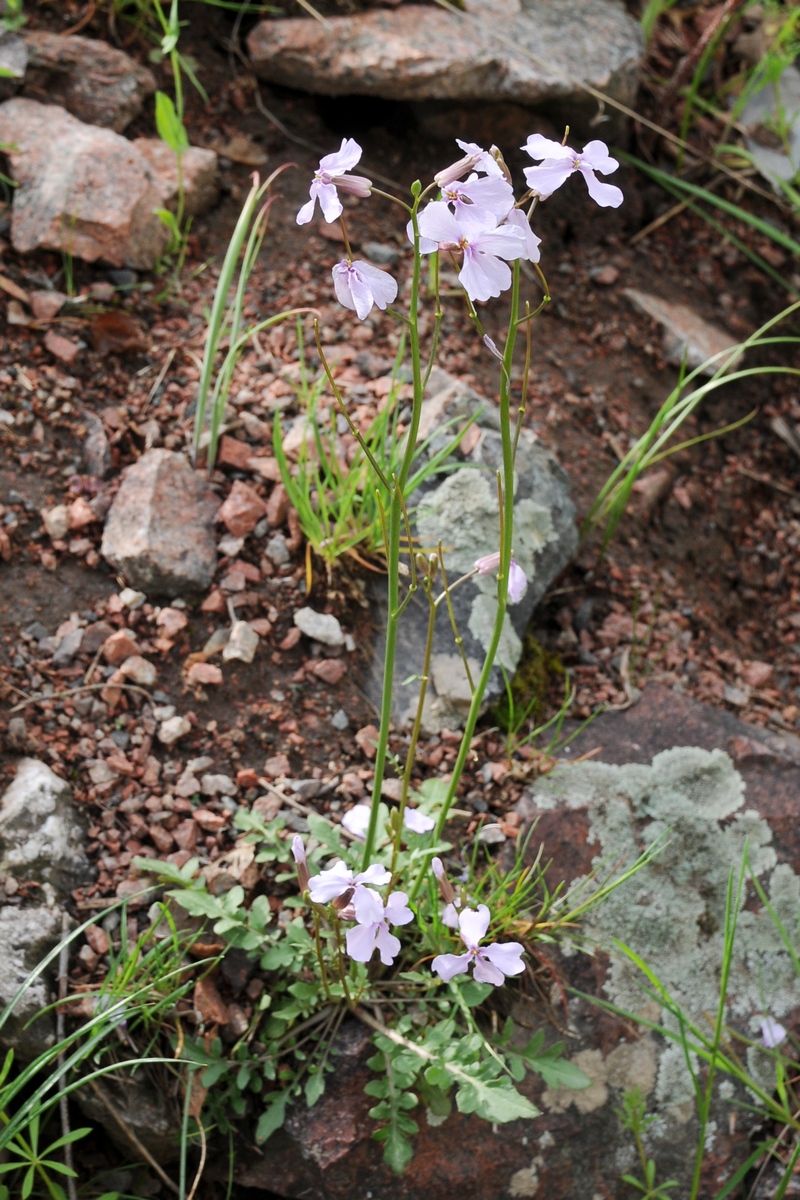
left=357, top=863, right=392, bottom=888
left=442, top=902, right=460, bottom=928
left=296, top=196, right=317, bottom=226
left=385, top=891, right=414, bottom=926
left=348, top=269, right=377, bottom=321
left=761, top=1016, right=787, bottom=1048
left=577, top=164, right=623, bottom=208
left=346, top=921, right=378, bottom=962
left=308, top=860, right=354, bottom=903
left=482, top=941, right=526, bottom=977
left=522, top=133, right=572, bottom=162
left=418, top=200, right=463, bottom=245
left=523, top=159, right=574, bottom=199
left=580, top=140, right=619, bottom=175
left=449, top=175, right=515, bottom=222
left=406, top=217, right=439, bottom=254
left=351, top=260, right=398, bottom=311
left=459, top=249, right=511, bottom=303
left=317, top=180, right=343, bottom=224
left=507, top=559, right=527, bottom=604
left=341, top=803, right=371, bottom=839
left=483, top=335, right=504, bottom=361
left=455, top=139, right=503, bottom=176
left=432, top=856, right=445, bottom=880
left=319, top=137, right=363, bottom=175
left=458, top=905, right=491, bottom=950
left=404, top=808, right=435, bottom=834
left=475, top=551, right=501, bottom=574
left=503, top=208, right=541, bottom=264
left=474, top=226, right=526, bottom=261
left=432, top=951, right=473, bottom=981
left=291, top=835, right=306, bottom=865
left=472, top=953, right=506, bottom=986
left=375, top=923, right=402, bottom=966
left=353, top=886, right=385, bottom=926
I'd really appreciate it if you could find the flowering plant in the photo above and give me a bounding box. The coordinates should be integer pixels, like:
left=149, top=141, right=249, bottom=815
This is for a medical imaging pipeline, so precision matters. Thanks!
left=152, top=128, right=657, bottom=1175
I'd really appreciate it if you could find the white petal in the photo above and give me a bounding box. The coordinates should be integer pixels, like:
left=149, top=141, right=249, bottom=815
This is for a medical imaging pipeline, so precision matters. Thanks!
left=406, top=217, right=438, bottom=254
left=375, top=923, right=402, bottom=966
left=307, top=861, right=353, bottom=903
left=296, top=195, right=317, bottom=226
left=459, top=249, right=511, bottom=303
left=456, top=175, right=515, bottom=221
left=385, top=891, right=414, bottom=926
left=458, top=904, right=490, bottom=950
left=578, top=165, right=624, bottom=208
left=341, top=803, right=371, bottom=838
left=404, top=808, right=435, bottom=834
left=522, top=159, right=574, bottom=199
left=348, top=270, right=376, bottom=321
left=431, top=856, right=445, bottom=880
left=320, top=137, right=363, bottom=174
left=474, top=225, right=526, bottom=261
left=353, top=886, right=386, bottom=926
left=350, top=260, right=398, bottom=310
left=357, top=863, right=392, bottom=888
left=291, top=835, right=306, bottom=865
left=482, top=941, right=526, bottom=976
left=522, top=134, right=571, bottom=162
left=503, top=208, right=541, bottom=264
left=580, top=139, right=618, bottom=174
left=418, top=200, right=462, bottom=245
left=761, top=1016, right=787, bottom=1048
left=317, top=181, right=343, bottom=224
left=507, top=559, right=527, bottom=604
left=472, top=954, right=505, bottom=986
left=346, top=922, right=378, bottom=962
left=442, top=903, right=460, bottom=928
left=431, top=951, right=472, bottom=981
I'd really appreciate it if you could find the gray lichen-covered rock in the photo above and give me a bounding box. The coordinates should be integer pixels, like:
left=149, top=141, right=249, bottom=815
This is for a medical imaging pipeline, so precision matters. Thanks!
left=368, top=369, right=576, bottom=731
left=0, top=98, right=169, bottom=269
left=248, top=0, right=643, bottom=111
left=0, top=905, right=61, bottom=1060
left=101, top=449, right=218, bottom=596
left=0, top=758, right=90, bottom=895
left=21, top=30, right=155, bottom=133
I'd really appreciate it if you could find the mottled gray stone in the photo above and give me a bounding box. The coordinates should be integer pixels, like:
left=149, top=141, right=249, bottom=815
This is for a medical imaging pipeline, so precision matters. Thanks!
left=101, top=449, right=218, bottom=596
left=0, top=758, right=90, bottom=894
left=368, top=368, right=577, bottom=732
left=248, top=0, right=643, bottom=112
left=0, top=905, right=61, bottom=1060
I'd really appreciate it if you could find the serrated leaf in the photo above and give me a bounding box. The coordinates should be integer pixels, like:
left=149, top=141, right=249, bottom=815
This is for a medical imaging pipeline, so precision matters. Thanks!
left=256, top=1091, right=289, bottom=1143
left=528, top=1057, right=591, bottom=1091
left=305, top=1071, right=325, bottom=1107
left=364, top=1079, right=389, bottom=1098
left=368, top=1101, right=392, bottom=1120
left=456, top=1078, right=539, bottom=1123
left=380, top=1124, right=414, bottom=1174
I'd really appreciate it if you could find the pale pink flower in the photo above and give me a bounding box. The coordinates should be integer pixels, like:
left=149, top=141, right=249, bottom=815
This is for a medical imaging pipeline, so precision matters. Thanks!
left=297, top=138, right=372, bottom=225
left=521, top=135, right=623, bottom=209
left=403, top=808, right=435, bottom=834
left=473, top=552, right=527, bottom=604
left=417, top=203, right=527, bottom=303
left=307, top=858, right=390, bottom=905
left=345, top=888, right=414, bottom=966
left=440, top=174, right=516, bottom=226
left=432, top=904, right=525, bottom=986
left=761, top=1016, right=787, bottom=1048
left=454, top=139, right=505, bottom=178
left=332, top=259, right=397, bottom=321
left=503, top=207, right=541, bottom=263
left=292, top=835, right=309, bottom=892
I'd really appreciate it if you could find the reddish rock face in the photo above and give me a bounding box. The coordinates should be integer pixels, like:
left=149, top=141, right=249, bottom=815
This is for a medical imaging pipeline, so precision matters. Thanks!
left=132, top=138, right=219, bottom=218
left=0, top=98, right=168, bottom=269
left=231, top=688, right=800, bottom=1199
left=100, top=449, right=218, bottom=596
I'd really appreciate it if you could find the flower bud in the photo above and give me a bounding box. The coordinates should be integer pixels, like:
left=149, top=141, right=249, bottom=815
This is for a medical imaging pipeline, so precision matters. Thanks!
left=489, top=145, right=513, bottom=186
left=431, top=856, right=455, bottom=904
left=333, top=172, right=372, bottom=198
left=292, top=835, right=310, bottom=893
left=434, top=152, right=480, bottom=188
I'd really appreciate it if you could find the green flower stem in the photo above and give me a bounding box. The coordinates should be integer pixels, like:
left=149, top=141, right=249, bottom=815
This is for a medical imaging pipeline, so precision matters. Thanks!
left=391, top=579, right=437, bottom=881
left=409, top=260, right=522, bottom=902
left=362, top=189, right=425, bottom=869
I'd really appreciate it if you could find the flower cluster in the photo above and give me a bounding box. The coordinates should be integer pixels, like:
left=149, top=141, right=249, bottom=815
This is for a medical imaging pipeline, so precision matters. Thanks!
left=293, top=830, right=525, bottom=985
left=297, top=131, right=622, bottom=318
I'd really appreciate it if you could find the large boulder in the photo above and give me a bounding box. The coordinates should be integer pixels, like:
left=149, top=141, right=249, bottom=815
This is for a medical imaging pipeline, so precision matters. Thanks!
left=0, top=98, right=169, bottom=269
left=247, top=0, right=643, bottom=113
left=21, top=30, right=155, bottom=133
left=101, top=449, right=218, bottom=596
left=132, top=138, right=219, bottom=218
left=367, top=369, right=577, bottom=731
left=0, top=758, right=90, bottom=895
left=234, top=688, right=800, bottom=1198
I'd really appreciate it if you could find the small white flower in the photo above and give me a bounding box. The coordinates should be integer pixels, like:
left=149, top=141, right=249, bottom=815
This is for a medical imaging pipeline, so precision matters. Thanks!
left=432, top=904, right=525, bottom=987
left=297, top=138, right=372, bottom=225
left=521, top=134, right=623, bottom=209
left=345, top=888, right=414, bottom=966
left=332, top=259, right=397, bottom=321
left=761, top=1016, right=787, bottom=1048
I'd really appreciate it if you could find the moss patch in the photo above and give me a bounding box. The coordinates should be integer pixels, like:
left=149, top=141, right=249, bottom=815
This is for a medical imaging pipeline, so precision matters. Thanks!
left=490, top=632, right=565, bottom=732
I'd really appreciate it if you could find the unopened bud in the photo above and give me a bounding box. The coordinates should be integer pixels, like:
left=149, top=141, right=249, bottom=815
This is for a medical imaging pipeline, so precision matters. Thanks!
left=489, top=145, right=512, bottom=186
left=292, top=835, right=310, bottom=893
left=435, top=153, right=479, bottom=188
left=431, top=856, right=455, bottom=904
left=334, top=173, right=372, bottom=198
